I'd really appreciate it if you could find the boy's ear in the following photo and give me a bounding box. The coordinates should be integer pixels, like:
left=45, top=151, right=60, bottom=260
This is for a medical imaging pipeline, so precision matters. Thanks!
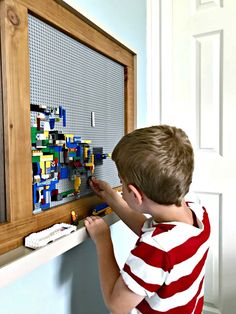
left=128, top=184, right=143, bottom=205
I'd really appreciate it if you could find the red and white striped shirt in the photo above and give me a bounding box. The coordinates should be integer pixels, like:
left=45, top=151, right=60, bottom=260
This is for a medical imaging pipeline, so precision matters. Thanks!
left=121, top=202, right=210, bottom=314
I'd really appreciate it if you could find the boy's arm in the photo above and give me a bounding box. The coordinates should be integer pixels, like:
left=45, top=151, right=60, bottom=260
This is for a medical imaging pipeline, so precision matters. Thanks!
left=89, top=177, right=146, bottom=236
left=85, top=216, right=144, bottom=313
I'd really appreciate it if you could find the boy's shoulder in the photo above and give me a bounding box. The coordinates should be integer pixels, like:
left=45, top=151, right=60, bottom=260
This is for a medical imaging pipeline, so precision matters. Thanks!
left=140, top=203, right=206, bottom=252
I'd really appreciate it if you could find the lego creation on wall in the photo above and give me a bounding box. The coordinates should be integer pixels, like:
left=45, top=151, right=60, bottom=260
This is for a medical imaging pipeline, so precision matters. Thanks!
left=31, top=104, right=111, bottom=213
left=28, top=14, right=124, bottom=213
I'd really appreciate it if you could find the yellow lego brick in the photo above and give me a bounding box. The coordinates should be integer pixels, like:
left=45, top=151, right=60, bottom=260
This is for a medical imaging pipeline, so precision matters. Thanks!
left=85, top=162, right=93, bottom=167
left=81, top=140, right=92, bottom=144
left=65, top=134, right=74, bottom=140
left=84, top=147, right=88, bottom=158
left=32, top=150, right=43, bottom=156
left=74, top=176, right=81, bottom=193
left=44, top=130, right=49, bottom=138
left=40, top=155, right=53, bottom=162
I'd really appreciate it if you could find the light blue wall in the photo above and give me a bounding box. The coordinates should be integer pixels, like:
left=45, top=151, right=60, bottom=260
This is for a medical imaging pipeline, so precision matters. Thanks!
left=0, top=1, right=147, bottom=313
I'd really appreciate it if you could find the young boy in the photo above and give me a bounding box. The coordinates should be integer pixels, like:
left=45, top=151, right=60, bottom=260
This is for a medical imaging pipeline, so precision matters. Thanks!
left=85, top=125, right=210, bottom=314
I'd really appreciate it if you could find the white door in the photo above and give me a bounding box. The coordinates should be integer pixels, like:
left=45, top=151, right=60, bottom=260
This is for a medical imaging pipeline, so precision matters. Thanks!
left=147, top=1, right=236, bottom=313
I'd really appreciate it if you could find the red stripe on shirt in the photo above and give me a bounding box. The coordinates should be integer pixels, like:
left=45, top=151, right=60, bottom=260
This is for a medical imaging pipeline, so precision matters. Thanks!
left=123, top=263, right=162, bottom=292
left=167, top=210, right=210, bottom=265
left=194, top=296, right=204, bottom=314
left=152, top=224, right=176, bottom=236
left=131, top=209, right=210, bottom=271
left=130, top=242, right=172, bottom=272
left=157, top=249, right=209, bottom=298
left=136, top=276, right=204, bottom=314
left=124, top=246, right=208, bottom=298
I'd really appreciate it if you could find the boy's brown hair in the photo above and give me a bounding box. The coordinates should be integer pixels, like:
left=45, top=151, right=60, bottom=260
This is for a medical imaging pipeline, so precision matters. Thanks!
left=112, top=125, right=194, bottom=206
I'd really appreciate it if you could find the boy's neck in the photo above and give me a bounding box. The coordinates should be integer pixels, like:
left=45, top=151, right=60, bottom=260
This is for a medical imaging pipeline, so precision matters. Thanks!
left=143, top=199, right=194, bottom=226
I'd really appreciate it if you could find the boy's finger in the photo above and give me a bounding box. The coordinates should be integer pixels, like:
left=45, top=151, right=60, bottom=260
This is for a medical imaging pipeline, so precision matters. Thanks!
left=85, top=216, right=94, bottom=224
left=84, top=219, right=89, bottom=227
left=88, top=177, right=101, bottom=189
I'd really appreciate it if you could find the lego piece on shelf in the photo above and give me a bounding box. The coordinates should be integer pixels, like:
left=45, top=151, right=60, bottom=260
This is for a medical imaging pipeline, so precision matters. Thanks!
left=71, top=210, right=78, bottom=225
left=92, top=202, right=112, bottom=216
left=25, top=223, right=77, bottom=249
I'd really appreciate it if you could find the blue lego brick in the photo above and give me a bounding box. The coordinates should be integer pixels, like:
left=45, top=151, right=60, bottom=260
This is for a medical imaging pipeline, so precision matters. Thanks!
left=41, top=203, right=50, bottom=210
left=66, top=141, right=77, bottom=149
left=60, top=167, right=69, bottom=179
left=93, top=202, right=109, bottom=212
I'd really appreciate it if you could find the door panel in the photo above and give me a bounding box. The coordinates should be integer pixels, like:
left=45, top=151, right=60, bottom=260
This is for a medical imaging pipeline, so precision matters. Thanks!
left=158, top=1, right=236, bottom=313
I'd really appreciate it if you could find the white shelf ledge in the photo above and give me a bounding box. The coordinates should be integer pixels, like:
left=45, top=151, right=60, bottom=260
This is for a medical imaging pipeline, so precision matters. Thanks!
left=0, top=212, right=119, bottom=288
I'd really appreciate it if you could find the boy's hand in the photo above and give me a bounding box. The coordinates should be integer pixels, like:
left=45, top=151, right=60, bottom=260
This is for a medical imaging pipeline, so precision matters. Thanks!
left=89, top=177, right=119, bottom=205
left=84, top=216, right=111, bottom=245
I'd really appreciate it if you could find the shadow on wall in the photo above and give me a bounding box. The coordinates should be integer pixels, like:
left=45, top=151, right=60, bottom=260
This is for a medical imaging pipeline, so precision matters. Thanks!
left=59, top=239, right=109, bottom=314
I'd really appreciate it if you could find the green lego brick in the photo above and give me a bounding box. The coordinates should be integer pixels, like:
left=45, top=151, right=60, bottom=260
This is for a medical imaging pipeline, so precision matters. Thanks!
left=60, top=189, right=75, bottom=197
left=41, top=148, right=51, bottom=153
left=31, top=127, right=38, bottom=143
left=32, top=156, right=40, bottom=163
left=53, top=151, right=60, bottom=158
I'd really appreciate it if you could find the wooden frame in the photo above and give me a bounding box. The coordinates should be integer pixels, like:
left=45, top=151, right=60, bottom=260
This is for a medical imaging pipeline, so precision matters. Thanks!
left=0, top=26, right=6, bottom=222
left=0, top=0, right=136, bottom=254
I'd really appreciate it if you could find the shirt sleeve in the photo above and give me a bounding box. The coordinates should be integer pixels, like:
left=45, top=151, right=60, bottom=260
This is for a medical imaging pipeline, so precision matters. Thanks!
left=121, top=240, right=170, bottom=298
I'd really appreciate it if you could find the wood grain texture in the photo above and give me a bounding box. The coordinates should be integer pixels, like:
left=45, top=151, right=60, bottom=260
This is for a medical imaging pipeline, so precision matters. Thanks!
left=1, top=0, right=32, bottom=221
left=0, top=16, right=6, bottom=222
